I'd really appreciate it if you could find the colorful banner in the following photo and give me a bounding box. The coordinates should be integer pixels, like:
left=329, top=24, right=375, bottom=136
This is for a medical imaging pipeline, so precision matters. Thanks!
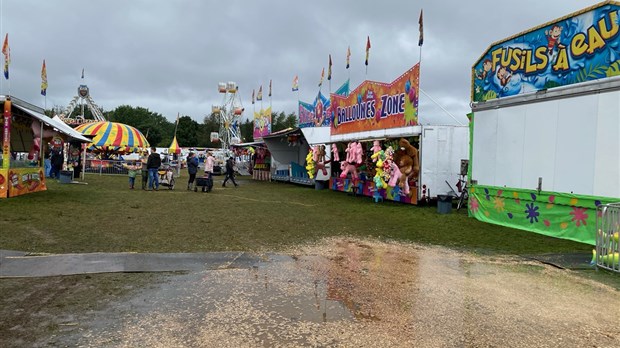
left=6, top=167, right=47, bottom=197
left=0, top=168, right=7, bottom=198
left=2, top=98, right=11, bottom=169
left=298, top=80, right=350, bottom=128
left=469, top=185, right=617, bottom=245
left=253, top=107, right=272, bottom=139
left=331, top=63, right=419, bottom=135
left=472, top=3, right=620, bottom=102
left=299, top=91, right=330, bottom=128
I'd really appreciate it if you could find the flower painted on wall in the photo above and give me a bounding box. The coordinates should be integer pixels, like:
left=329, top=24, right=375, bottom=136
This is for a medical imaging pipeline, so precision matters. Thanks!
left=470, top=196, right=479, bottom=213
left=525, top=203, right=540, bottom=223
left=493, top=196, right=505, bottom=212
left=569, top=207, right=589, bottom=227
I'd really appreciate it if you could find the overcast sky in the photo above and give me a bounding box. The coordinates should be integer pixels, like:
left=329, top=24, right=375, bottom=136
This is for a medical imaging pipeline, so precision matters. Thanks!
left=0, top=0, right=600, bottom=126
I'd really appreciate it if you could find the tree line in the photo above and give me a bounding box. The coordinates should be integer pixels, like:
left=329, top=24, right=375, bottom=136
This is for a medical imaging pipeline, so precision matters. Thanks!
left=53, top=104, right=298, bottom=148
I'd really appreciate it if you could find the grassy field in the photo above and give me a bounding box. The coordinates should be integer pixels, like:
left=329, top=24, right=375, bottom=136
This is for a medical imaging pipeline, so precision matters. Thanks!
left=0, top=173, right=592, bottom=256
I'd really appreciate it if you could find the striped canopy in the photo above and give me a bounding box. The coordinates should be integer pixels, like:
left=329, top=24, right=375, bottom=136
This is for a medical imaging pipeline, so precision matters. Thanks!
left=74, top=121, right=149, bottom=153
left=169, top=136, right=181, bottom=154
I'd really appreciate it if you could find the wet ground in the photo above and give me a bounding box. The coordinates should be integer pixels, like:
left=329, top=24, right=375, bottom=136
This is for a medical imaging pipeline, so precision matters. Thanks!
left=6, top=238, right=620, bottom=347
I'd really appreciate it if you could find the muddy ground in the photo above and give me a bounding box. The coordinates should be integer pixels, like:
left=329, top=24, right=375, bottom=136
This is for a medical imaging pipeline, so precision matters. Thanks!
left=1, top=238, right=619, bottom=347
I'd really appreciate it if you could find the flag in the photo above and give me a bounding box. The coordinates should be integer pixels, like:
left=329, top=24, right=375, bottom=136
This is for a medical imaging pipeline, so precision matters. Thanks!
left=2, top=34, right=10, bottom=79
left=252, top=89, right=255, bottom=104
left=418, top=9, right=424, bottom=46
left=365, top=36, right=371, bottom=66
left=327, top=54, right=332, bottom=81
left=292, top=75, right=299, bottom=91
left=257, top=85, right=263, bottom=101
left=41, top=60, right=48, bottom=96
left=319, top=67, right=324, bottom=87
left=268, top=79, right=272, bottom=97
left=346, top=46, right=351, bottom=69
left=81, top=68, right=84, bottom=79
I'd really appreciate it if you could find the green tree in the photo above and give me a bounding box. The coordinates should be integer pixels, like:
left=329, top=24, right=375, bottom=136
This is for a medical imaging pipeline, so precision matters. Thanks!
left=271, top=111, right=298, bottom=133
left=240, top=119, right=253, bottom=143
left=108, top=105, right=173, bottom=147
left=175, top=115, right=199, bottom=147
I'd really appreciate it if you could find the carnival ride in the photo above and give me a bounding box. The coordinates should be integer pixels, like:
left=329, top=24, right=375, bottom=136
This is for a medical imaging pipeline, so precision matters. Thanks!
left=74, top=121, right=149, bottom=154
left=212, top=82, right=244, bottom=149
left=57, top=84, right=106, bottom=123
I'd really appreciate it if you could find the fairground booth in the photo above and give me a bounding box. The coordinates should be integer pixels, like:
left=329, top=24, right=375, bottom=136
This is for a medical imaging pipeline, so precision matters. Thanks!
left=1, top=95, right=91, bottom=198
left=262, top=128, right=312, bottom=185
left=231, top=141, right=270, bottom=179
left=298, top=64, right=468, bottom=205
left=469, top=1, right=620, bottom=248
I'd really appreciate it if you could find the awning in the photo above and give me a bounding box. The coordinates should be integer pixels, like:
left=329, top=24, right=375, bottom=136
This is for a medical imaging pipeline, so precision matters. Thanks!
left=231, top=141, right=265, bottom=147
left=13, top=104, right=92, bottom=143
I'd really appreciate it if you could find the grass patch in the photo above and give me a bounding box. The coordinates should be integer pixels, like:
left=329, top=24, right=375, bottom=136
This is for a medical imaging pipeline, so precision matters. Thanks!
left=0, top=173, right=591, bottom=255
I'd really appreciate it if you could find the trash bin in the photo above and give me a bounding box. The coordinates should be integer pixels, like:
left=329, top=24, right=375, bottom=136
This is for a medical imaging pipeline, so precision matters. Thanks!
left=59, top=170, right=73, bottom=184
left=437, top=195, right=453, bottom=214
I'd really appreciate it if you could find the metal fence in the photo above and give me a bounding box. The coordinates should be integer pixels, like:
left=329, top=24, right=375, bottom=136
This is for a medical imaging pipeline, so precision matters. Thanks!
left=84, top=159, right=181, bottom=176
left=595, top=202, right=620, bottom=273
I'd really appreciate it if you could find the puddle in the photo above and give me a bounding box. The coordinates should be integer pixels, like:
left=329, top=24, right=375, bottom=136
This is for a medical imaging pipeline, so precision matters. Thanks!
left=35, top=239, right=620, bottom=348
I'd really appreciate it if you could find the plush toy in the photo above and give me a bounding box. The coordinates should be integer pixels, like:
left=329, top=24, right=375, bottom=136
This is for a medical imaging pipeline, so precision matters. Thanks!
left=331, top=143, right=340, bottom=162
left=388, top=161, right=409, bottom=194
left=371, top=140, right=382, bottom=161
left=305, top=151, right=315, bottom=179
left=393, top=138, right=419, bottom=190
left=353, top=142, right=364, bottom=164
left=345, top=142, right=354, bottom=163
left=317, top=145, right=326, bottom=163
left=312, top=145, right=319, bottom=162
left=339, top=161, right=358, bottom=179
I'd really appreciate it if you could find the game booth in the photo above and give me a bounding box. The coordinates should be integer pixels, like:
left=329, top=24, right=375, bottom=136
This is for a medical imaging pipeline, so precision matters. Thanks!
left=469, top=1, right=620, bottom=247
left=232, top=141, right=270, bottom=180
left=298, top=63, right=469, bottom=205
left=1, top=96, right=91, bottom=198
left=262, top=128, right=313, bottom=185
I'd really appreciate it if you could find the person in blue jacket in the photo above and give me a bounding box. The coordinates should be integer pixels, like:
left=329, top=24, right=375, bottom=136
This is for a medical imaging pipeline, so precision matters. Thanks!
left=186, top=152, right=199, bottom=190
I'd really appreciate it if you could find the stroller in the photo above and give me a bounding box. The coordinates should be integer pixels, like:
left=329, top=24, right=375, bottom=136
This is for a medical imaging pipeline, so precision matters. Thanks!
left=158, top=164, right=176, bottom=190
left=194, top=173, right=213, bottom=192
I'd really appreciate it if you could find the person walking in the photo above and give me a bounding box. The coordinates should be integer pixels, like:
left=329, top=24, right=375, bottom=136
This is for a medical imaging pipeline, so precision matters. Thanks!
left=222, top=156, right=238, bottom=187
left=146, top=147, right=161, bottom=190
left=50, top=149, right=63, bottom=179
left=140, top=150, right=149, bottom=190
left=186, top=152, right=198, bottom=190
left=124, top=160, right=141, bottom=189
left=202, top=151, right=215, bottom=192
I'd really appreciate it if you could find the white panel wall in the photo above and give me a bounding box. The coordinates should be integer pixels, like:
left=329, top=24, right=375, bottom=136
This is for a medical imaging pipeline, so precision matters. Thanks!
left=593, top=92, right=620, bottom=197
left=473, top=89, right=620, bottom=199
left=421, top=126, right=469, bottom=196
left=495, top=106, right=526, bottom=189
left=522, top=100, right=559, bottom=191
left=472, top=109, right=498, bottom=185
left=553, top=94, right=598, bottom=195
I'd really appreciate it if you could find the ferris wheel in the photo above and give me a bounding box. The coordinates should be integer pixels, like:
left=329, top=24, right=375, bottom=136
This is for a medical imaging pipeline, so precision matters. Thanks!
left=211, top=81, right=244, bottom=149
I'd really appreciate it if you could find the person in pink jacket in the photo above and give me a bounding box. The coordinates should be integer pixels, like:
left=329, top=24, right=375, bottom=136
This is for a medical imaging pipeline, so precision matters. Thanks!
left=204, top=152, right=215, bottom=175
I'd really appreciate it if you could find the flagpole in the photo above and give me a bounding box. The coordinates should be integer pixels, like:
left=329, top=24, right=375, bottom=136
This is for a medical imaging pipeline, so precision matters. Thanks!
left=174, top=112, right=179, bottom=137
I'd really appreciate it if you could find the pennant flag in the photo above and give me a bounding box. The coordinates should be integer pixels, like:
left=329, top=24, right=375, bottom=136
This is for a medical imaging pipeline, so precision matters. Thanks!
left=41, top=60, right=48, bottom=96
left=81, top=68, right=84, bottom=79
left=2, top=34, right=10, bottom=79
left=319, top=67, right=325, bottom=87
left=328, top=54, right=332, bottom=81
left=252, top=89, right=255, bottom=104
left=292, top=75, right=299, bottom=91
left=268, top=79, right=272, bottom=97
left=257, top=85, right=263, bottom=101
left=418, top=9, right=424, bottom=46
left=365, top=36, right=371, bottom=66
left=346, top=46, right=351, bottom=69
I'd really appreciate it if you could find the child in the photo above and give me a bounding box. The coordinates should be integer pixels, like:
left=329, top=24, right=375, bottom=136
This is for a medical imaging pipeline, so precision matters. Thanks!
left=124, top=161, right=141, bottom=189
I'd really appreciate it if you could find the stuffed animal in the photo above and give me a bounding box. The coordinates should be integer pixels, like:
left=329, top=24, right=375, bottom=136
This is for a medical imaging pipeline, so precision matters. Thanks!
left=371, top=140, right=382, bottom=161
left=339, top=161, right=358, bottom=179
left=388, top=161, right=409, bottom=194
left=317, top=145, right=326, bottom=163
left=305, top=151, right=315, bottom=179
left=345, top=142, right=354, bottom=163
left=393, top=138, right=419, bottom=190
left=312, top=145, right=319, bottom=162
left=353, top=142, right=364, bottom=164
left=331, top=143, right=340, bottom=162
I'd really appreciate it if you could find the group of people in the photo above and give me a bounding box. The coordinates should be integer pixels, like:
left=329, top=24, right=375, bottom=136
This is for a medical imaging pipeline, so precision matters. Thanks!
left=185, top=151, right=238, bottom=191
left=123, top=148, right=239, bottom=191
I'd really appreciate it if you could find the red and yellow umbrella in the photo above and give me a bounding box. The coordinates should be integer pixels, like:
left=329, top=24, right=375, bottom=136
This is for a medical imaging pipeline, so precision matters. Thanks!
left=169, top=136, right=181, bottom=154
left=75, top=121, right=149, bottom=153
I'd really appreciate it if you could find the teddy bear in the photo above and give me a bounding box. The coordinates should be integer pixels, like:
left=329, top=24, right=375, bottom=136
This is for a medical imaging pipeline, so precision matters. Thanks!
left=353, top=142, right=364, bottom=164
left=371, top=140, right=382, bottom=161
left=339, top=161, right=358, bottom=179
left=392, top=138, right=419, bottom=191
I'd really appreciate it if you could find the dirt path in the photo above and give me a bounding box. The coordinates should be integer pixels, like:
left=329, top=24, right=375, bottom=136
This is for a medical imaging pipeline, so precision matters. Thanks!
left=7, top=238, right=620, bottom=347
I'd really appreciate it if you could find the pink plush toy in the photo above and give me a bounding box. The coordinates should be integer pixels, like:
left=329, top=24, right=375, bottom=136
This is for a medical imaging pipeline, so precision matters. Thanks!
left=331, top=143, right=340, bottom=161
left=371, top=140, right=382, bottom=159
left=345, top=142, right=355, bottom=163
left=339, top=161, right=358, bottom=179
left=312, top=145, right=319, bottom=162
left=388, top=161, right=409, bottom=194
left=353, top=142, right=363, bottom=164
